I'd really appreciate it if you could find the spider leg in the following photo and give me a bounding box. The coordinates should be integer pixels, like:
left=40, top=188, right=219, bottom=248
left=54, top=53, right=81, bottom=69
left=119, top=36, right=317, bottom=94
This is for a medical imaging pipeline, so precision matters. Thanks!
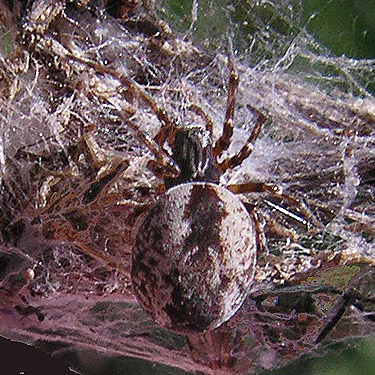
left=218, top=105, right=265, bottom=172
left=112, top=66, right=178, bottom=148
left=227, top=181, right=322, bottom=228
left=65, top=53, right=180, bottom=179
left=212, top=38, right=239, bottom=157
left=74, top=241, right=130, bottom=276
left=114, top=85, right=180, bottom=179
left=187, top=103, right=214, bottom=135
left=244, top=202, right=268, bottom=260
left=81, top=160, right=130, bottom=205
left=125, top=85, right=180, bottom=179
left=125, top=118, right=180, bottom=179
left=111, top=82, right=180, bottom=179
left=135, top=85, right=177, bottom=146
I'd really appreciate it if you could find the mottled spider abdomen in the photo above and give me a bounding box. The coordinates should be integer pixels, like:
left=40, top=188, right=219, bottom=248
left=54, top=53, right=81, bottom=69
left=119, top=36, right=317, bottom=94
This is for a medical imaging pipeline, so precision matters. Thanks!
left=131, top=182, right=257, bottom=333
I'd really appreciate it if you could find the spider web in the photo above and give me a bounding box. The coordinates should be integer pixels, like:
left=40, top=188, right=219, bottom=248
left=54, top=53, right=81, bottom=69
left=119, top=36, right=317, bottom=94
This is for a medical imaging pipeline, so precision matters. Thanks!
left=0, top=1, right=375, bottom=374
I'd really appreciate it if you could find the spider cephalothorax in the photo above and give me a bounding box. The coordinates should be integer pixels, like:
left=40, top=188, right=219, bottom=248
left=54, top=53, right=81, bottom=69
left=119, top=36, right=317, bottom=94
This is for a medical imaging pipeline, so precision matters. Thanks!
left=164, top=126, right=220, bottom=188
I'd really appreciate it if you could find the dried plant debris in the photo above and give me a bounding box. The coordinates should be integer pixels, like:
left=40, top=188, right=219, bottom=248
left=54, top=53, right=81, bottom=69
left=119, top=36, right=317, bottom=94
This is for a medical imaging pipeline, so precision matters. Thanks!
left=0, top=0, right=375, bottom=374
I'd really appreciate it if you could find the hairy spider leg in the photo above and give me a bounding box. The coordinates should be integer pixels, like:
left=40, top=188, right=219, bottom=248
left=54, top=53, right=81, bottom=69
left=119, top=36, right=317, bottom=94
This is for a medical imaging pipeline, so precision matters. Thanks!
left=187, top=103, right=214, bottom=135
left=247, top=206, right=268, bottom=260
left=85, top=52, right=179, bottom=149
left=218, top=105, right=266, bottom=172
left=126, top=118, right=180, bottom=179
left=226, top=181, right=321, bottom=228
left=101, top=70, right=180, bottom=179
left=133, top=82, right=178, bottom=146
left=67, top=54, right=181, bottom=180
left=66, top=53, right=177, bottom=155
left=212, top=39, right=239, bottom=157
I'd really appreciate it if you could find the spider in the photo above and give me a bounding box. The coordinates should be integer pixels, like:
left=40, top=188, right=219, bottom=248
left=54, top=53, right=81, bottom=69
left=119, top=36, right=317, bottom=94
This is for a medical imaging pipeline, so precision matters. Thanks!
left=126, top=46, right=313, bottom=334
left=21, top=37, right=307, bottom=336
left=18, top=1, right=315, bottom=334
left=4, top=3, right=374, bottom=373
left=35, top=36, right=320, bottom=335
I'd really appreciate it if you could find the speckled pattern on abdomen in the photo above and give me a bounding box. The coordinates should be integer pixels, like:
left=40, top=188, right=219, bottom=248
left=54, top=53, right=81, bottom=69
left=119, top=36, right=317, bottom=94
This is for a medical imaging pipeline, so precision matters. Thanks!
left=131, top=182, right=257, bottom=334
